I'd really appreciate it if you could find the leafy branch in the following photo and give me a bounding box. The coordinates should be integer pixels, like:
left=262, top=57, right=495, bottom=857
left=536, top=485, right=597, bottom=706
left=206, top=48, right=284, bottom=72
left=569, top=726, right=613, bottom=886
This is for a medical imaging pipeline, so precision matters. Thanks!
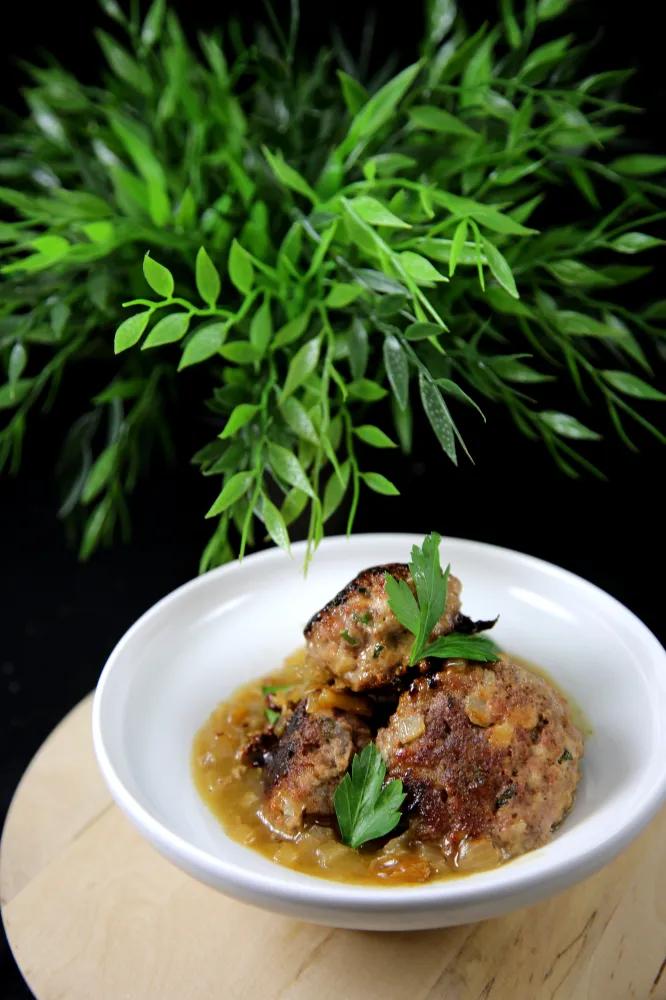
left=1, top=0, right=665, bottom=565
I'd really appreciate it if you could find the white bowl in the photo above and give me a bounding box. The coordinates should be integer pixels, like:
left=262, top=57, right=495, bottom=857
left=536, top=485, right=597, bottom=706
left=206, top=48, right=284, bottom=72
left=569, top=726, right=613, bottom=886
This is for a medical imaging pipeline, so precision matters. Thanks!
left=92, top=534, right=666, bottom=931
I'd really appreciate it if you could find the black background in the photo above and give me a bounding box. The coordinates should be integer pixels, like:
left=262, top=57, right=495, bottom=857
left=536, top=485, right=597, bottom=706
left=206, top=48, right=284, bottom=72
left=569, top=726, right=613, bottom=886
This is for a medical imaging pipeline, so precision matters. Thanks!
left=1, top=2, right=664, bottom=996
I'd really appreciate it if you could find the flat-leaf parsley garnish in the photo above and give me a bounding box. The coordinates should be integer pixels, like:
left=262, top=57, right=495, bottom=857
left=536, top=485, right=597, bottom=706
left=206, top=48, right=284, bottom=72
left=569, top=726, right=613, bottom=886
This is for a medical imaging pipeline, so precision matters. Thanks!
left=334, top=743, right=406, bottom=848
left=385, top=532, right=500, bottom=666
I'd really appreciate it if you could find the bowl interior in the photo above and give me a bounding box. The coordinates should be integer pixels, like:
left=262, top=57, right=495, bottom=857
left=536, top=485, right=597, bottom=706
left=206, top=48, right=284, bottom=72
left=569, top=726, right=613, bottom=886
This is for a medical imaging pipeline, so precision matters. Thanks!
left=95, top=534, right=666, bottom=901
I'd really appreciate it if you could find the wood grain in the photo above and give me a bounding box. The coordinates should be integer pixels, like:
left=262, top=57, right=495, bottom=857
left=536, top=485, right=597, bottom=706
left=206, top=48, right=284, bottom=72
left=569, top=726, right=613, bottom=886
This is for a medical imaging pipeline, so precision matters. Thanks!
left=1, top=694, right=665, bottom=1000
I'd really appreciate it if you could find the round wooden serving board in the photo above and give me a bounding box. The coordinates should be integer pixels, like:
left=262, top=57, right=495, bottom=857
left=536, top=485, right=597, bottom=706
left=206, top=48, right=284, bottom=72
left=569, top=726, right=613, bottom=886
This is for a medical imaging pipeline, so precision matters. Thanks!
left=2, top=693, right=666, bottom=1000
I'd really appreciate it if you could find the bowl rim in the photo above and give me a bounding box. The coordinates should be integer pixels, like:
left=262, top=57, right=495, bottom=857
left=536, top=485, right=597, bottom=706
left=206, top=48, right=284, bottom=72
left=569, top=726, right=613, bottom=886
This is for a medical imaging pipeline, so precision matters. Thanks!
left=92, top=532, right=666, bottom=913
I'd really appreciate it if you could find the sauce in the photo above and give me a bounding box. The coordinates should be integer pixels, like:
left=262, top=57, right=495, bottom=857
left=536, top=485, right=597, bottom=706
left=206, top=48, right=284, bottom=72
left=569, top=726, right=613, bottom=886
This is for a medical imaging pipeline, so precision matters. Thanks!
left=191, top=649, right=587, bottom=886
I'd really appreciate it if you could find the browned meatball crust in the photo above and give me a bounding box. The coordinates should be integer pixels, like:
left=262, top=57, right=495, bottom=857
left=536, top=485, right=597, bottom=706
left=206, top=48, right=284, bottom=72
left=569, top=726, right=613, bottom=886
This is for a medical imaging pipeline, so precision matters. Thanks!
left=375, top=657, right=583, bottom=861
left=261, top=701, right=371, bottom=836
left=304, top=563, right=462, bottom=692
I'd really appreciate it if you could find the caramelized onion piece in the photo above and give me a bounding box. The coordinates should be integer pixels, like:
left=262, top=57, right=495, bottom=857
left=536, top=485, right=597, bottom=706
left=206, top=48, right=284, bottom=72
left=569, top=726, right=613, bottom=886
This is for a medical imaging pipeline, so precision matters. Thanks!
left=454, top=836, right=503, bottom=873
left=305, top=688, right=373, bottom=716
left=369, top=854, right=432, bottom=883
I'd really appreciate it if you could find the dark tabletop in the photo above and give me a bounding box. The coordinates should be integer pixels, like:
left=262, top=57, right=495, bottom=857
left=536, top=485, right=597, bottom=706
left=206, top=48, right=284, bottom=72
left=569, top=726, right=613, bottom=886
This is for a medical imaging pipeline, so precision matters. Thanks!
left=2, top=1, right=665, bottom=997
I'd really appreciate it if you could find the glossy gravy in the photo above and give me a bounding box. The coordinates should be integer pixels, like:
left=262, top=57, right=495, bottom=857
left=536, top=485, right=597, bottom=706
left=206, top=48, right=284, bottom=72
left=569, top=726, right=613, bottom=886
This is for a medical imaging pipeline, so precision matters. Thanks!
left=191, top=649, right=587, bottom=886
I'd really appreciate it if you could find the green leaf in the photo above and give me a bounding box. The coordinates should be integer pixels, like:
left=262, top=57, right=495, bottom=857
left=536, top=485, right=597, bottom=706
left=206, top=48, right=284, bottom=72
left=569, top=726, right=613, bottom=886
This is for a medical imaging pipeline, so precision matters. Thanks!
left=79, top=497, right=112, bottom=562
left=337, top=71, right=368, bottom=115
left=176, top=188, right=197, bottom=229
left=501, top=0, right=522, bottom=48
left=411, top=239, right=483, bottom=267
left=546, top=259, right=613, bottom=287
left=361, top=472, right=400, bottom=495
left=435, top=379, right=486, bottom=419
left=178, top=322, right=228, bottom=370
left=427, top=0, right=457, bottom=44
left=383, top=335, right=409, bottom=411
left=96, top=30, right=151, bottom=94
left=281, top=337, right=321, bottom=401
left=141, top=0, right=166, bottom=48
left=268, top=442, right=315, bottom=498
left=421, top=633, right=501, bottom=661
left=83, top=221, right=115, bottom=243
left=419, top=373, right=456, bottom=463
left=460, top=33, right=494, bottom=108
left=539, top=411, right=601, bottom=440
left=348, top=379, right=388, bottom=402
left=262, top=496, right=291, bottom=553
left=334, top=743, right=406, bottom=849
left=344, top=61, right=422, bottom=150
left=347, top=318, right=369, bottom=381
left=410, top=532, right=451, bottom=660
left=610, top=155, right=666, bottom=177
left=218, top=342, right=260, bottom=365
left=196, top=246, right=221, bottom=307
left=492, top=160, right=542, bottom=186
left=109, top=116, right=168, bottom=225
left=33, top=235, right=70, bottom=258
left=354, top=425, right=398, bottom=448
left=483, top=239, right=518, bottom=298
left=385, top=574, right=420, bottom=635
left=536, top=0, right=573, bottom=18
left=273, top=312, right=311, bottom=349
left=228, top=240, right=255, bottom=295
left=491, top=357, right=552, bottom=383
left=114, top=311, right=151, bottom=353
left=262, top=146, right=317, bottom=203
left=556, top=311, right=624, bottom=338
left=143, top=254, right=174, bottom=298
left=363, top=153, right=417, bottom=177
left=82, top=443, right=118, bottom=505
left=220, top=404, right=260, bottom=439
left=408, top=105, right=475, bottom=136
left=0, top=379, right=32, bottom=409
left=250, top=297, right=273, bottom=357
left=377, top=293, right=408, bottom=318
left=349, top=195, right=411, bottom=228
left=430, top=190, right=538, bottom=236
left=323, top=460, right=351, bottom=521
left=8, top=343, right=27, bottom=383
left=206, top=472, right=254, bottom=518
left=325, top=284, right=363, bottom=308
left=608, top=232, right=665, bottom=255
left=92, top=379, right=146, bottom=405
left=280, top=397, right=319, bottom=444
left=142, top=312, right=190, bottom=349
left=519, top=36, right=572, bottom=83
left=601, top=372, right=666, bottom=401
left=570, top=165, right=600, bottom=208
left=281, top=487, right=310, bottom=526
left=399, top=252, right=447, bottom=285
left=449, top=220, right=469, bottom=277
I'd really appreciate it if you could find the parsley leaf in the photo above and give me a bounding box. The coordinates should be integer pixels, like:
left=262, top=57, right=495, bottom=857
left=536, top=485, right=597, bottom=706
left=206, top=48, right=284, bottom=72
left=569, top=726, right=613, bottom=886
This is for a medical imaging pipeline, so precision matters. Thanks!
left=410, top=531, right=451, bottom=662
left=384, top=574, right=420, bottom=635
left=265, top=708, right=281, bottom=724
left=420, top=634, right=501, bottom=662
left=387, top=533, right=500, bottom=665
left=334, top=743, right=406, bottom=848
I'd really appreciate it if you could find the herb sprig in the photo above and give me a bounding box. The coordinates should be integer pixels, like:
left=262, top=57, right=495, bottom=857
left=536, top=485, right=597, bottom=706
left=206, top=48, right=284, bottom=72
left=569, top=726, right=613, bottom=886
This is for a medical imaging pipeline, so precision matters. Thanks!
left=1, top=1, right=665, bottom=567
left=334, top=743, right=406, bottom=848
left=386, top=533, right=500, bottom=665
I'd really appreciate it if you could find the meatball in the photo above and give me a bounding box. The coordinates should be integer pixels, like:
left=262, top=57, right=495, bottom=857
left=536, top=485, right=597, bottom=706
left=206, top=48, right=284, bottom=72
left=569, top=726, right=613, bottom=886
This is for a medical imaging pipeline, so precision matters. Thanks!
left=304, top=563, right=462, bottom=692
left=260, top=700, right=371, bottom=836
left=375, top=657, right=583, bottom=863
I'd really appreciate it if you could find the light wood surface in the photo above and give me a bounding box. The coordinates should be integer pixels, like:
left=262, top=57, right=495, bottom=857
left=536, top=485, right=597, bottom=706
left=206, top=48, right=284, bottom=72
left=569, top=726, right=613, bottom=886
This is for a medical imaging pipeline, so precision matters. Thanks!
left=2, top=693, right=666, bottom=1000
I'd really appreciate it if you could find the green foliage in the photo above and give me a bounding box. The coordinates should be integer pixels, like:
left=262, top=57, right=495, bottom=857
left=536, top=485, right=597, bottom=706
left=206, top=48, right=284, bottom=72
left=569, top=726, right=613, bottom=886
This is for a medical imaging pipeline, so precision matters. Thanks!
left=1, top=0, right=665, bottom=566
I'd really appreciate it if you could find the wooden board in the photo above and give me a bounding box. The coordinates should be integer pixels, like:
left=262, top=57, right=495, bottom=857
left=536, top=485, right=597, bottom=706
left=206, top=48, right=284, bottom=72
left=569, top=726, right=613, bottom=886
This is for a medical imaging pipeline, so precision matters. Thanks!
left=2, top=693, right=666, bottom=1000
